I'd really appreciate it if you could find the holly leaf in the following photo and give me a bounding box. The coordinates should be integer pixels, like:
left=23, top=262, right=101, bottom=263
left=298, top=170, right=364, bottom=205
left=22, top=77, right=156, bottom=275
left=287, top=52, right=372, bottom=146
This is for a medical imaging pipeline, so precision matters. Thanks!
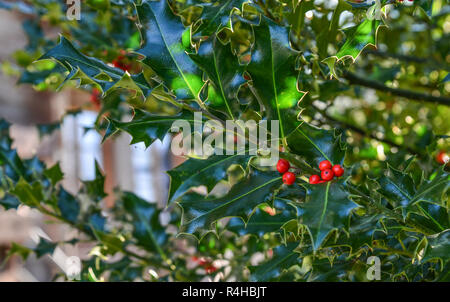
left=34, top=238, right=57, bottom=258
left=323, top=18, right=384, bottom=77
left=43, top=163, right=64, bottom=186
left=104, top=108, right=201, bottom=148
left=228, top=198, right=298, bottom=237
left=193, top=0, right=247, bottom=38
left=298, top=179, right=359, bottom=251
left=286, top=121, right=346, bottom=167
left=178, top=170, right=282, bottom=238
left=57, top=187, right=80, bottom=224
left=247, top=16, right=305, bottom=138
left=249, top=242, right=300, bottom=281
left=39, top=36, right=151, bottom=96
left=0, top=148, right=27, bottom=182
left=421, top=230, right=450, bottom=267
left=11, top=178, right=44, bottom=208
left=0, top=193, right=20, bottom=210
left=336, top=18, right=383, bottom=61
left=122, top=192, right=171, bottom=254
left=167, top=154, right=252, bottom=203
left=136, top=0, right=203, bottom=101
left=377, top=166, right=449, bottom=217
left=81, top=162, right=106, bottom=203
left=337, top=213, right=385, bottom=254
left=188, top=36, right=244, bottom=119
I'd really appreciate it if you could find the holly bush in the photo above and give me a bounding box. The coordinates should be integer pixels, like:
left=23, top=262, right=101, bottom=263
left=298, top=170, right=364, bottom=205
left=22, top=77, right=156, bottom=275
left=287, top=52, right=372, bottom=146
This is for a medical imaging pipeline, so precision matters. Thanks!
left=0, top=0, right=449, bottom=282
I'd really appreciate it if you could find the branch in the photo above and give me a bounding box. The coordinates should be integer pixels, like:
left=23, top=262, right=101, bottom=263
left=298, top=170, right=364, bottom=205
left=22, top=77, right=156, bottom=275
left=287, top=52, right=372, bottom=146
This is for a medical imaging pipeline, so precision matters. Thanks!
left=38, top=206, right=171, bottom=270
left=342, top=71, right=450, bottom=106
left=311, top=103, right=426, bottom=158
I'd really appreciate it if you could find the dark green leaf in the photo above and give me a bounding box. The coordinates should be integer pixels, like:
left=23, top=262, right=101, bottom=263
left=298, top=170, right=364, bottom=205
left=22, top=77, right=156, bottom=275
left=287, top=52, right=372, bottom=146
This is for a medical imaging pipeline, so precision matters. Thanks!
left=193, top=0, right=247, bottom=37
left=82, top=162, right=106, bottom=203
left=249, top=242, right=300, bottom=281
left=122, top=192, right=170, bottom=255
left=39, top=36, right=151, bottom=96
left=228, top=198, right=298, bottom=237
left=247, top=16, right=305, bottom=138
left=422, top=230, right=450, bottom=266
left=57, top=187, right=80, bottom=224
left=189, top=36, right=244, bottom=119
left=104, top=108, right=200, bottom=147
left=167, top=153, right=252, bottom=203
left=287, top=121, right=346, bottom=167
left=298, top=179, right=359, bottom=250
left=179, top=170, right=282, bottom=237
left=43, top=163, right=64, bottom=186
left=136, top=0, right=203, bottom=100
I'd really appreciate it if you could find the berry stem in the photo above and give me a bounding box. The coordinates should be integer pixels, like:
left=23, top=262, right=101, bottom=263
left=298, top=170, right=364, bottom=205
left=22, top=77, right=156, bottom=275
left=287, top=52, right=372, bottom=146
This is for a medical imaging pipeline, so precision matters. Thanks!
left=279, top=152, right=318, bottom=174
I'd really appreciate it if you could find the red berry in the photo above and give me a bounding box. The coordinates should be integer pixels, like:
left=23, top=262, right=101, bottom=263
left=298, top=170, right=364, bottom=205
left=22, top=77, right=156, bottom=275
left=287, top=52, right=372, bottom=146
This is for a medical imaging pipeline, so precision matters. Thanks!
left=319, top=160, right=332, bottom=171
left=282, top=172, right=296, bottom=185
left=205, top=265, right=217, bottom=274
left=317, top=180, right=326, bottom=184
left=309, top=175, right=320, bottom=184
left=436, top=151, right=449, bottom=165
left=276, top=159, right=290, bottom=174
left=321, top=169, right=334, bottom=181
left=198, top=258, right=208, bottom=266
left=332, top=164, right=344, bottom=177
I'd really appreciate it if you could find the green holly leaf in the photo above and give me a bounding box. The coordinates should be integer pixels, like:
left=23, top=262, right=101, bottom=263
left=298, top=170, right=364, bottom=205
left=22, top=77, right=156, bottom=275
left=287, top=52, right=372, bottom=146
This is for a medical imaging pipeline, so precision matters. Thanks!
left=228, top=198, right=298, bottom=237
left=286, top=121, right=346, bottom=167
left=11, top=178, right=44, bottom=208
left=377, top=166, right=449, bottom=217
left=0, top=193, right=20, bottom=210
left=298, top=179, right=359, bottom=251
left=167, top=154, right=252, bottom=203
left=247, top=16, right=305, bottom=138
left=34, top=238, right=57, bottom=258
left=122, top=192, right=171, bottom=255
left=323, top=18, right=384, bottom=77
left=179, top=170, right=282, bottom=238
left=43, top=163, right=64, bottom=186
left=104, top=108, right=200, bottom=148
left=337, top=213, right=385, bottom=254
left=39, top=36, right=151, bottom=96
left=421, top=230, right=450, bottom=266
left=57, top=187, right=80, bottom=224
left=337, top=18, right=383, bottom=61
left=193, top=0, right=247, bottom=38
left=82, top=162, right=106, bottom=203
left=136, top=0, right=203, bottom=101
left=249, top=242, right=300, bottom=281
left=188, top=36, right=245, bottom=119
left=0, top=148, right=27, bottom=182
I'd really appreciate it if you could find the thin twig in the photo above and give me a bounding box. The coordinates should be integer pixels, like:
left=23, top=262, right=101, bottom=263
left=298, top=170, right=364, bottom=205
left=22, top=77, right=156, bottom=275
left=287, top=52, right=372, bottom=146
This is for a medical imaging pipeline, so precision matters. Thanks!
left=343, top=71, right=450, bottom=106
left=311, top=103, right=426, bottom=158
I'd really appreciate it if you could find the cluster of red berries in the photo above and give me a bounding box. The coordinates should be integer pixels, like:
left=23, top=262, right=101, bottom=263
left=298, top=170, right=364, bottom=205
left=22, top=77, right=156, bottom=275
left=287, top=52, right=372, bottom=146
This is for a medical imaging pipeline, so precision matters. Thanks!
left=191, top=256, right=217, bottom=274
left=309, top=160, right=344, bottom=184
left=277, top=159, right=296, bottom=185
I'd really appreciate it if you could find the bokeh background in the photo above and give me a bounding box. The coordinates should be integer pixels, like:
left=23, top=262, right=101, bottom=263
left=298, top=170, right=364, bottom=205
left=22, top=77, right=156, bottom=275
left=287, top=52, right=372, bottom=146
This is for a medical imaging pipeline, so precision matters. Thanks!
left=0, top=7, right=177, bottom=281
